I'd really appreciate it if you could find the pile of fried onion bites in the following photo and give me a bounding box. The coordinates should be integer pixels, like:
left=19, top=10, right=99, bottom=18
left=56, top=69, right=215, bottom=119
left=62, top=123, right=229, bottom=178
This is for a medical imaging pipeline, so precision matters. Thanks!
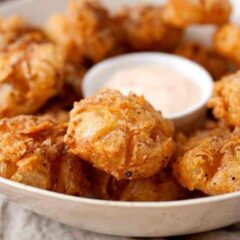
left=0, top=0, right=240, bottom=202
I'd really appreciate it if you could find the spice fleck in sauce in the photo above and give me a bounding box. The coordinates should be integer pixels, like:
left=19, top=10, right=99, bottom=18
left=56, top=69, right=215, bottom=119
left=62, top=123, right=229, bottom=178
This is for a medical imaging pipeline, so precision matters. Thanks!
left=103, top=65, right=202, bottom=117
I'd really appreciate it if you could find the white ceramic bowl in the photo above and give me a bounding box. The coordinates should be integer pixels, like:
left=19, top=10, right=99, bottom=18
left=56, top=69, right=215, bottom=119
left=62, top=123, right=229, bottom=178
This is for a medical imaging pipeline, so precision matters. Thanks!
left=82, top=53, right=213, bottom=129
left=0, top=0, right=240, bottom=238
left=2, top=177, right=240, bottom=237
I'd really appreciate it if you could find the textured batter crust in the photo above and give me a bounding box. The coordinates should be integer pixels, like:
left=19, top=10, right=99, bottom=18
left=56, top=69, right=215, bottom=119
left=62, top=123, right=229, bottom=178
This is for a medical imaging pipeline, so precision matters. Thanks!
left=65, top=89, right=176, bottom=180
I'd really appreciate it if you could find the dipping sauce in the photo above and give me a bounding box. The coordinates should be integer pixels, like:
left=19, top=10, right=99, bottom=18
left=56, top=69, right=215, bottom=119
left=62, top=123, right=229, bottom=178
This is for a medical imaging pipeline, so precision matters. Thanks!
left=102, top=65, right=203, bottom=117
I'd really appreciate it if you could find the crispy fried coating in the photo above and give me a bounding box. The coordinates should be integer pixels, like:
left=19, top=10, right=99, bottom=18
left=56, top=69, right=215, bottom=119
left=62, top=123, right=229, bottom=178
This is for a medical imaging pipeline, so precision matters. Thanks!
left=116, top=5, right=183, bottom=52
left=65, top=89, right=176, bottom=180
left=46, top=0, right=120, bottom=94
left=0, top=16, right=27, bottom=49
left=88, top=168, right=127, bottom=200
left=46, top=15, right=88, bottom=96
left=88, top=169, right=114, bottom=200
left=0, top=16, right=47, bottom=51
left=173, top=127, right=240, bottom=195
left=89, top=168, right=185, bottom=201
left=0, top=115, right=90, bottom=196
left=0, top=41, right=64, bottom=118
left=46, top=0, right=121, bottom=74
left=40, top=104, right=69, bottom=123
left=53, top=152, right=90, bottom=196
left=213, top=24, right=240, bottom=66
left=119, top=170, right=186, bottom=201
left=178, top=121, right=231, bottom=153
left=208, top=71, right=240, bottom=127
left=46, top=14, right=82, bottom=65
left=174, top=42, right=232, bottom=80
left=163, top=0, right=232, bottom=27
left=0, top=116, right=64, bottom=189
left=67, top=0, right=120, bottom=63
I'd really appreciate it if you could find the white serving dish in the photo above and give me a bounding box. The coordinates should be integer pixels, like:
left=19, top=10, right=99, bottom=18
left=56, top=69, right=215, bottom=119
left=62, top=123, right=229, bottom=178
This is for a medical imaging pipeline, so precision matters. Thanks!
left=0, top=0, right=240, bottom=237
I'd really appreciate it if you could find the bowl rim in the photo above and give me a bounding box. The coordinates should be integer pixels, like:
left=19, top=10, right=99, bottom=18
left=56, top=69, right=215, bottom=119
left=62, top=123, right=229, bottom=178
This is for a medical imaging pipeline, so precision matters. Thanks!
left=1, top=176, right=240, bottom=208
left=82, top=52, right=214, bottom=120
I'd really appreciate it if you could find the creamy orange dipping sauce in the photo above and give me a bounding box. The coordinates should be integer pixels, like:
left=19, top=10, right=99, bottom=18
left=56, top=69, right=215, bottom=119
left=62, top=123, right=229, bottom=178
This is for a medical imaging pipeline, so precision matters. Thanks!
left=102, top=65, right=202, bottom=117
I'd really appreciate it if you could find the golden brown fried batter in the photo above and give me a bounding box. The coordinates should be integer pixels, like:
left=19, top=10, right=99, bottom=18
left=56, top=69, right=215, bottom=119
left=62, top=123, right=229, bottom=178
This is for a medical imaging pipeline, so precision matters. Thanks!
left=0, top=41, right=64, bottom=118
left=88, top=169, right=115, bottom=200
left=46, top=2, right=116, bottom=94
left=116, top=5, right=183, bottom=52
left=65, top=89, right=176, bottom=180
left=0, top=115, right=90, bottom=196
left=88, top=168, right=127, bottom=200
left=213, top=24, right=240, bottom=66
left=40, top=104, right=69, bottom=123
left=0, top=115, right=64, bottom=189
left=0, top=16, right=47, bottom=51
left=67, top=0, right=120, bottom=63
left=46, top=0, right=120, bottom=95
left=89, top=168, right=185, bottom=201
left=178, top=121, right=231, bottom=153
left=53, top=152, right=90, bottom=196
left=119, top=170, right=186, bottom=201
left=208, top=71, right=240, bottom=127
left=174, top=42, right=232, bottom=80
left=163, top=0, right=232, bottom=27
left=46, top=14, right=82, bottom=65
left=173, top=127, right=240, bottom=195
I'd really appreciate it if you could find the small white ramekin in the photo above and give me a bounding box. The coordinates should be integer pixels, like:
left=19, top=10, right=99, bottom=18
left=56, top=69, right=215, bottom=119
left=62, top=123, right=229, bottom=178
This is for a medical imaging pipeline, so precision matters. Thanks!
left=82, top=53, right=213, bottom=130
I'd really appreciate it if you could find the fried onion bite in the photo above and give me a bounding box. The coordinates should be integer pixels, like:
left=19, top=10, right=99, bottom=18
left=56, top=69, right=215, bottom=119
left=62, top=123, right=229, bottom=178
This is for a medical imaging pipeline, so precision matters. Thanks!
left=0, top=115, right=90, bottom=196
left=87, top=168, right=127, bottom=200
left=213, top=24, right=240, bottom=66
left=40, top=103, right=69, bottom=124
left=208, top=71, right=240, bottom=127
left=177, top=120, right=231, bottom=153
left=65, top=89, right=176, bottom=180
left=0, top=40, right=64, bottom=118
left=53, top=151, right=90, bottom=196
left=67, top=0, right=121, bottom=63
left=46, top=15, right=87, bottom=96
left=48, top=0, right=122, bottom=65
left=88, top=168, right=186, bottom=201
left=46, top=14, right=82, bottom=66
left=119, top=170, right=186, bottom=201
left=163, top=0, right=232, bottom=27
left=0, top=16, right=48, bottom=51
left=115, top=5, right=183, bottom=52
left=173, top=126, right=240, bottom=195
left=174, top=42, right=233, bottom=80
left=46, top=0, right=120, bottom=95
